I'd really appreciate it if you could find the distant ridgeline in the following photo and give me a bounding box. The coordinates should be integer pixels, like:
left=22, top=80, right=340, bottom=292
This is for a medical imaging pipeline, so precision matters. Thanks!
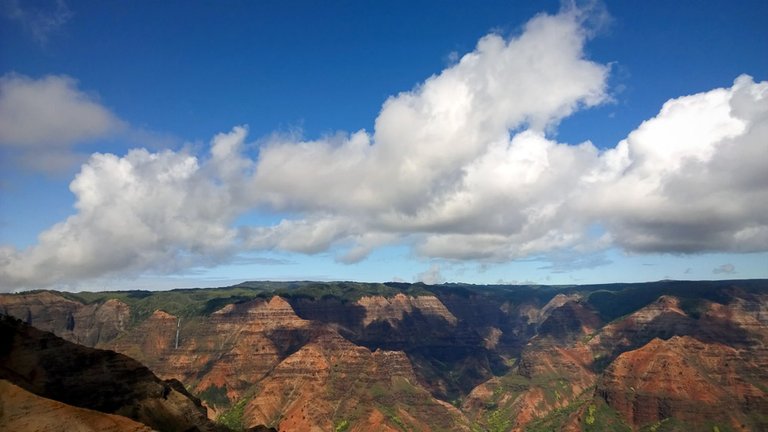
left=1, top=279, right=767, bottom=431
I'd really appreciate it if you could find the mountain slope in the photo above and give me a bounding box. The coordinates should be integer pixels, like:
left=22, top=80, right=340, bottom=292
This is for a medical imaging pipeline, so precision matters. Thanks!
left=0, top=315, right=228, bottom=432
left=596, top=335, right=768, bottom=431
left=1, top=279, right=767, bottom=431
left=0, top=379, right=153, bottom=432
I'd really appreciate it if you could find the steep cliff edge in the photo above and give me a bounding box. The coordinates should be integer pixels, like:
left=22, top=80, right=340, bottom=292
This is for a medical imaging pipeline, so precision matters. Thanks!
left=0, top=291, right=130, bottom=346
left=0, top=379, right=153, bottom=432
left=107, top=296, right=322, bottom=410
left=289, top=293, right=510, bottom=400
left=0, top=315, right=227, bottom=432
left=462, top=298, right=600, bottom=431
left=242, top=329, right=470, bottom=432
left=356, top=293, right=458, bottom=326
left=597, top=335, right=768, bottom=431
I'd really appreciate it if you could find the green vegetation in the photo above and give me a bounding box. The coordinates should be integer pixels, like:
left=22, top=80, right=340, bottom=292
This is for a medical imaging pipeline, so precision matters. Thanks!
left=376, top=403, right=407, bottom=431
left=638, top=417, right=698, bottom=432
left=334, top=419, right=350, bottom=432
left=218, top=397, right=249, bottom=431
left=367, top=382, right=387, bottom=399
left=467, top=368, right=584, bottom=432
left=198, top=384, right=229, bottom=409
left=584, top=280, right=761, bottom=322
left=645, top=418, right=668, bottom=431
left=48, top=278, right=765, bottom=329
left=60, top=285, right=272, bottom=323
left=586, top=403, right=596, bottom=425
left=55, top=281, right=432, bottom=324
left=486, top=407, right=513, bottom=432
left=524, top=400, right=583, bottom=432
left=580, top=400, right=630, bottom=432
left=391, top=376, right=420, bottom=397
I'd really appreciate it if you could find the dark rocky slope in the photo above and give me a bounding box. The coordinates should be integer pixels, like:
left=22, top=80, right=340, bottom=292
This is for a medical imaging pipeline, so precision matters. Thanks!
left=0, top=314, right=229, bottom=432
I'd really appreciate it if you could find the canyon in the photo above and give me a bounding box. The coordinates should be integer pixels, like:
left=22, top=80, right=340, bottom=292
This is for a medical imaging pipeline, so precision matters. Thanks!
left=1, top=279, right=767, bottom=431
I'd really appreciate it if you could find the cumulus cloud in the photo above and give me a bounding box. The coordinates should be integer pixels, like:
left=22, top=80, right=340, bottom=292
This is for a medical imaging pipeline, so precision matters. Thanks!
left=585, top=75, right=768, bottom=253
left=0, top=73, right=126, bottom=174
left=247, top=8, right=608, bottom=261
left=416, top=264, right=445, bottom=285
left=0, top=128, right=250, bottom=288
left=1, top=6, right=767, bottom=290
left=0, top=74, right=123, bottom=148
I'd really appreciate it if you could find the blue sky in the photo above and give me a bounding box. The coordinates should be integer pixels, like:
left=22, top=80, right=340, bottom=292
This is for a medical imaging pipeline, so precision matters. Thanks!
left=1, top=0, right=766, bottom=291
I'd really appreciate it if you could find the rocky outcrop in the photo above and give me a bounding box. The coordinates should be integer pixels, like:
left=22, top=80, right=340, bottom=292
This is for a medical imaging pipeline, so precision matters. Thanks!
left=588, top=295, right=701, bottom=361
left=588, top=293, right=767, bottom=367
left=289, top=293, right=503, bottom=401
left=109, top=297, right=318, bottom=407
left=0, top=291, right=130, bottom=346
left=0, top=315, right=226, bottom=432
left=597, top=335, right=768, bottom=430
left=704, top=293, right=768, bottom=344
left=0, top=379, right=153, bottom=432
left=243, top=329, right=470, bottom=432
left=356, top=293, right=458, bottom=326
left=536, top=298, right=601, bottom=342
left=463, top=340, right=597, bottom=431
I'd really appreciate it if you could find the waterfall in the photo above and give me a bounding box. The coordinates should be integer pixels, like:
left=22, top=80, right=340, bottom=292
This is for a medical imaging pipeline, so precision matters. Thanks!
left=175, top=318, right=181, bottom=349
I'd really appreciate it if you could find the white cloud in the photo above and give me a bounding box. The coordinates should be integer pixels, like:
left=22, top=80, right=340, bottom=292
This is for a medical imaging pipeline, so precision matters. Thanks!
left=0, top=128, right=249, bottom=288
left=0, top=74, right=123, bottom=148
left=713, top=264, right=736, bottom=275
left=0, top=73, right=127, bottom=174
left=247, top=8, right=609, bottom=260
left=1, top=6, right=767, bottom=290
left=416, top=264, right=444, bottom=285
left=586, top=75, right=768, bottom=253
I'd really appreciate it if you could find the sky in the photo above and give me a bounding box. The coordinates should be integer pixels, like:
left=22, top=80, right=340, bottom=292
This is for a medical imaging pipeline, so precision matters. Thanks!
left=0, top=0, right=766, bottom=292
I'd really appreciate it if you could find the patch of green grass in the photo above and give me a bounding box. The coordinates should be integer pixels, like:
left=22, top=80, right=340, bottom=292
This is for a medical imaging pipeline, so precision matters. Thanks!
left=586, top=403, right=596, bottom=425
left=391, top=376, right=420, bottom=397
left=334, top=419, right=350, bottom=432
left=368, top=382, right=387, bottom=400
left=389, top=414, right=406, bottom=430
left=487, top=407, right=513, bottom=432
left=636, top=417, right=738, bottom=432
left=218, top=396, right=249, bottom=431
left=581, top=400, right=630, bottom=432
left=524, top=399, right=584, bottom=432
left=65, top=285, right=272, bottom=323
left=376, top=403, right=407, bottom=431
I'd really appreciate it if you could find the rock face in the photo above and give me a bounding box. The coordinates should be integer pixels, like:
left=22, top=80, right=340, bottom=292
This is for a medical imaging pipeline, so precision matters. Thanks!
left=536, top=297, right=601, bottom=342
left=356, top=293, right=458, bottom=326
left=0, top=291, right=130, bottom=346
left=0, top=315, right=226, bottom=432
left=462, top=298, right=600, bottom=431
left=104, top=296, right=469, bottom=431
left=289, top=293, right=513, bottom=400
left=598, top=336, right=768, bottom=430
left=1, top=279, right=767, bottom=431
left=0, top=379, right=153, bottom=432
left=242, top=329, right=468, bottom=431
left=108, top=296, right=318, bottom=409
